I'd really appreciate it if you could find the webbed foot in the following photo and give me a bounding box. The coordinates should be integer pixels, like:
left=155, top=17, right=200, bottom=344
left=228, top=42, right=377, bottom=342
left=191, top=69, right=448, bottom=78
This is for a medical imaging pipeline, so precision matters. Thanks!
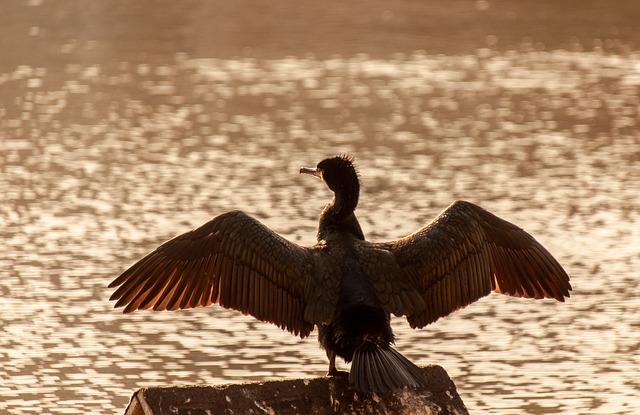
left=327, top=368, right=349, bottom=377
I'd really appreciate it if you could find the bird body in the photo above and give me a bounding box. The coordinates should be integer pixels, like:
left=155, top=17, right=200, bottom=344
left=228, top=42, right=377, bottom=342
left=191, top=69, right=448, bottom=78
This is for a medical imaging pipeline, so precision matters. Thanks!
left=109, top=155, right=571, bottom=393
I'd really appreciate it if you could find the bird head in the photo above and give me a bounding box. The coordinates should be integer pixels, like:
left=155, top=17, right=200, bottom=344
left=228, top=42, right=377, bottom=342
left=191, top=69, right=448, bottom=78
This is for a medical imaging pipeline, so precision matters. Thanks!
left=300, top=155, right=359, bottom=196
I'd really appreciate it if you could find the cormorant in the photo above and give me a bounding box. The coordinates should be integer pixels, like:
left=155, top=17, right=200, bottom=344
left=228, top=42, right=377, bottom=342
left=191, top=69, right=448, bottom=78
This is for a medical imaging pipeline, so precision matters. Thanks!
left=109, top=155, right=571, bottom=394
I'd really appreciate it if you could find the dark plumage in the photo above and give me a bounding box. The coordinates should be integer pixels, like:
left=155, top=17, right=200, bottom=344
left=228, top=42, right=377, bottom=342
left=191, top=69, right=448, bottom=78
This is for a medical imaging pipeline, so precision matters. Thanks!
left=109, top=155, right=572, bottom=393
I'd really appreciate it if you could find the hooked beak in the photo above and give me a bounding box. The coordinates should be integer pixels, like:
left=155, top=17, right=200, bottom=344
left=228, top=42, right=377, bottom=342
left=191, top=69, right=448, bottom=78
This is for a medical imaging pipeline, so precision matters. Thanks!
left=300, top=166, right=322, bottom=180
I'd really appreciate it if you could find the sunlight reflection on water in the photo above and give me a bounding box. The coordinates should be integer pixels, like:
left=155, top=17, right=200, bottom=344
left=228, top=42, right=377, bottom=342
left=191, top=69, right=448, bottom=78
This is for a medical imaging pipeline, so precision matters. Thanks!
left=1, top=51, right=639, bottom=414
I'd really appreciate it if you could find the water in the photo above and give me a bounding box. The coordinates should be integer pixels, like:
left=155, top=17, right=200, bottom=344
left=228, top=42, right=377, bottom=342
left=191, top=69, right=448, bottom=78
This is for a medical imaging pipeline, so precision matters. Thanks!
left=2, top=3, right=640, bottom=415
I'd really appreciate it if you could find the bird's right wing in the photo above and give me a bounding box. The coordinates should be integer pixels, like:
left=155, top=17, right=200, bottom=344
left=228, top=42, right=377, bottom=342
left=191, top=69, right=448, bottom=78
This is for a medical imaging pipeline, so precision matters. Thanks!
left=109, top=210, right=323, bottom=338
left=378, top=200, right=572, bottom=329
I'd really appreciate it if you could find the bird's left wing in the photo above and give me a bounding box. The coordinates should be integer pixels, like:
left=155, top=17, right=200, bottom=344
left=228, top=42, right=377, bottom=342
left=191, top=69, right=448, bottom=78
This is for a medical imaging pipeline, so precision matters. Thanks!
left=109, top=210, right=316, bottom=337
left=374, top=200, right=572, bottom=329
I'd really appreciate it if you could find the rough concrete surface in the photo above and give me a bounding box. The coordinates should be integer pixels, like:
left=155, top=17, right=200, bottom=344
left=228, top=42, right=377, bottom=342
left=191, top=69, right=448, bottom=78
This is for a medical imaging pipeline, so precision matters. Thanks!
left=123, top=365, right=468, bottom=415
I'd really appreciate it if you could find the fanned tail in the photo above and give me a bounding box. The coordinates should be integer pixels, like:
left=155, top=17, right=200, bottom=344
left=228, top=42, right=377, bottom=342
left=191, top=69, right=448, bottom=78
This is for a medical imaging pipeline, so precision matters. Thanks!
left=349, top=342, right=427, bottom=393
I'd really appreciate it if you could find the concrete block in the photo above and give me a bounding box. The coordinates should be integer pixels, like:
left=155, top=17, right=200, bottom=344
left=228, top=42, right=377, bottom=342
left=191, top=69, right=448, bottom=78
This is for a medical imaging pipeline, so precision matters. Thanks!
left=123, top=365, right=468, bottom=415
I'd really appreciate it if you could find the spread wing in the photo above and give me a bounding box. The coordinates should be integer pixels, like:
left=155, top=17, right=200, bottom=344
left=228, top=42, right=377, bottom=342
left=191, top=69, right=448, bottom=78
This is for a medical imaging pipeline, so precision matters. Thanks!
left=377, top=200, right=572, bottom=329
left=356, top=243, right=427, bottom=317
left=108, top=210, right=320, bottom=338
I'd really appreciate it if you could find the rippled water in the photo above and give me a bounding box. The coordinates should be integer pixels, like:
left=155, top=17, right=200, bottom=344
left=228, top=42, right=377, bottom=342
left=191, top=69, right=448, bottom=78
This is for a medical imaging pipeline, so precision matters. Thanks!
left=2, top=7, right=640, bottom=414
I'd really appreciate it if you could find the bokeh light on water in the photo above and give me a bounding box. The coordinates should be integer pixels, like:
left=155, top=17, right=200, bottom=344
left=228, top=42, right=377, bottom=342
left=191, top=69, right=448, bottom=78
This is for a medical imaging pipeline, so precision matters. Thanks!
left=2, top=3, right=640, bottom=415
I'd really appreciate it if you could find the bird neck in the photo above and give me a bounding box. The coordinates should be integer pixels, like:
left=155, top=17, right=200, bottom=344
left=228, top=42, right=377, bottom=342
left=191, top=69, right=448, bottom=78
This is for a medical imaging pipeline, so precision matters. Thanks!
left=318, top=190, right=364, bottom=241
left=331, top=186, right=359, bottom=218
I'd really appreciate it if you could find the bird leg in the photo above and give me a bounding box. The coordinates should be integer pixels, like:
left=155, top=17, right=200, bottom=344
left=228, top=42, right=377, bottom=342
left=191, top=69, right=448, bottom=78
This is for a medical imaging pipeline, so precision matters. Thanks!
left=327, top=350, right=348, bottom=376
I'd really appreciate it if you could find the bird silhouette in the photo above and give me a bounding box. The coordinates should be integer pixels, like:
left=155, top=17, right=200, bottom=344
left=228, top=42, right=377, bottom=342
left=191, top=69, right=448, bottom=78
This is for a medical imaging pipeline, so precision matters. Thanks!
left=109, top=155, right=571, bottom=393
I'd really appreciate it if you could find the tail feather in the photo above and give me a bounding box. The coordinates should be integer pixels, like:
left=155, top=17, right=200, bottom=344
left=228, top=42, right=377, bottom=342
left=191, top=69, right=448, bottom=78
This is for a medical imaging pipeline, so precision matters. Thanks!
left=349, top=344, right=427, bottom=393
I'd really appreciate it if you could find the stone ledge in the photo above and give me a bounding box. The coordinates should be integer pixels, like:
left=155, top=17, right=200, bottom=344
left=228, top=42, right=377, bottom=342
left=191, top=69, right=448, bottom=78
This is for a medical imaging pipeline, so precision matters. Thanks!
left=123, top=365, right=468, bottom=415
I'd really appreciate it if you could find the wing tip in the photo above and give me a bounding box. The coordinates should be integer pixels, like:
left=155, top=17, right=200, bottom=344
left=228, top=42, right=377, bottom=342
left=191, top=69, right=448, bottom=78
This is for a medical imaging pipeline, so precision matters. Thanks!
left=107, top=277, right=122, bottom=289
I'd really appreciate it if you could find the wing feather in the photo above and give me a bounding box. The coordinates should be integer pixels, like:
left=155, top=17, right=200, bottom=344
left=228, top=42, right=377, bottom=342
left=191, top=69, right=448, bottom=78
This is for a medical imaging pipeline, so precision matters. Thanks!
left=109, top=210, right=318, bottom=337
left=138, top=263, right=177, bottom=310
left=378, top=200, right=571, bottom=328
